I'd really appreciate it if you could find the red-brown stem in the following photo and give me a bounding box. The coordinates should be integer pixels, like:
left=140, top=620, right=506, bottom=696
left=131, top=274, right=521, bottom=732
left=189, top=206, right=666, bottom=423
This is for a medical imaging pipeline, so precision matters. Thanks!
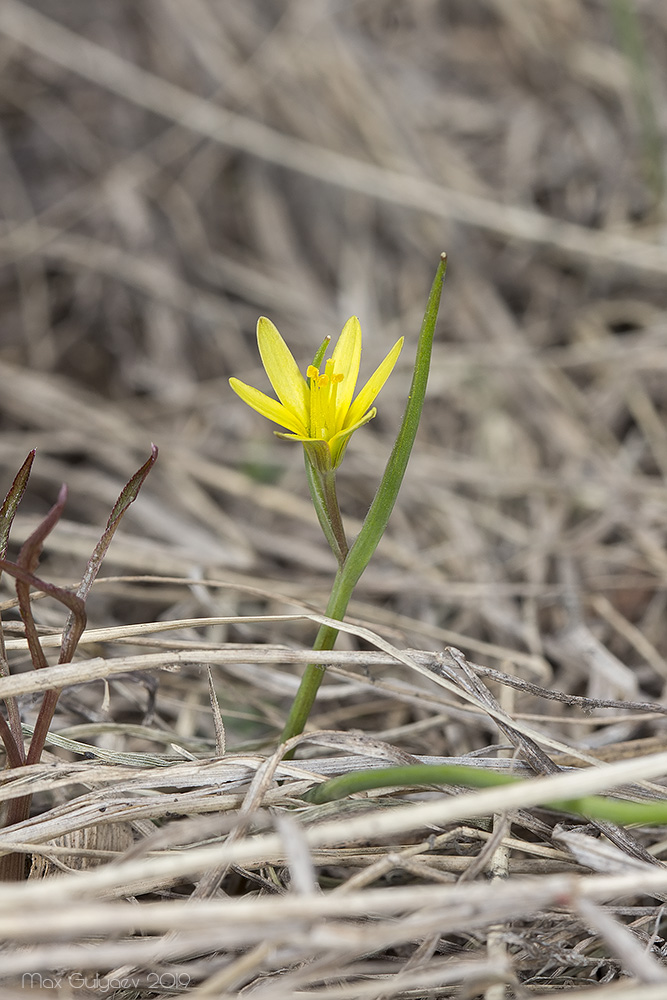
left=25, top=689, right=60, bottom=766
left=0, top=690, right=62, bottom=879
left=0, top=814, right=29, bottom=880
left=0, top=452, right=156, bottom=879
left=0, top=712, right=24, bottom=769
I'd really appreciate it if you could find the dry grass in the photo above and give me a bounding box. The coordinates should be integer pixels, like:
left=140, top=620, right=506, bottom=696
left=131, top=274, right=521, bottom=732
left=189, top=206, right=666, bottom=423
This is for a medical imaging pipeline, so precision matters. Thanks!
left=1, top=0, right=667, bottom=995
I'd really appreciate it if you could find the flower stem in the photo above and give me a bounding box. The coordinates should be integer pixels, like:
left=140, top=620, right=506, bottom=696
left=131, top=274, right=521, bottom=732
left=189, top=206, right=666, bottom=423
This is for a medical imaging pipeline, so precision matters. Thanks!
left=304, top=458, right=348, bottom=566
left=281, top=253, right=448, bottom=747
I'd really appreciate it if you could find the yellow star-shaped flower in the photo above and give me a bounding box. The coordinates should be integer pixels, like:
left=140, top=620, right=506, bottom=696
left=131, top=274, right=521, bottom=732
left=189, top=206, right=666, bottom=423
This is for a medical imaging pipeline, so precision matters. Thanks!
left=230, top=317, right=403, bottom=469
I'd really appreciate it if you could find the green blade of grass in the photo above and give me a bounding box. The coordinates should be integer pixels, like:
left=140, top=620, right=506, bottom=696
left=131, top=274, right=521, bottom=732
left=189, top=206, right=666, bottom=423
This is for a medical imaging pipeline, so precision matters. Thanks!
left=305, top=761, right=667, bottom=826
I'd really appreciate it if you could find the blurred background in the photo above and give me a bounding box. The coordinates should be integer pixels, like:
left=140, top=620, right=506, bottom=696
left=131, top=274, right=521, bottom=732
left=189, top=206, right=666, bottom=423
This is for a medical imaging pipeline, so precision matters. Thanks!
left=2, top=0, right=667, bottom=749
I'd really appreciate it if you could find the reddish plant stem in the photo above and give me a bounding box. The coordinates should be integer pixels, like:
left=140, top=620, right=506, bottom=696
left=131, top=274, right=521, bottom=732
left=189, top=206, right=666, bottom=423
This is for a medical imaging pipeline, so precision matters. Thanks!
left=0, top=712, right=24, bottom=769
left=25, top=689, right=61, bottom=766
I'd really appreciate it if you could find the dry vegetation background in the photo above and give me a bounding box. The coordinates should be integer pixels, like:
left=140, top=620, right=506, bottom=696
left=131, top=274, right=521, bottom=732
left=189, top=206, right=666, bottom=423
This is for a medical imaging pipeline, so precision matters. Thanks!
left=2, top=0, right=667, bottom=997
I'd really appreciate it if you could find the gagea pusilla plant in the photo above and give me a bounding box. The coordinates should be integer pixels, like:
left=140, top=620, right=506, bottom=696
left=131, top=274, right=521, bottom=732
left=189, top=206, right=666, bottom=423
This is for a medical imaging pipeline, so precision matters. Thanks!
left=231, top=254, right=448, bottom=746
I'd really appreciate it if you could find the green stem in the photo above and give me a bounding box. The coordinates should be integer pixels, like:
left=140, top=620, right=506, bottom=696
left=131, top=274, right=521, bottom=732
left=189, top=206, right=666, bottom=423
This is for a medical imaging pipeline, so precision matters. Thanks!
left=280, top=562, right=351, bottom=748
left=281, top=253, right=448, bottom=746
left=304, top=458, right=348, bottom=566
left=306, top=763, right=520, bottom=803
left=304, top=762, right=667, bottom=827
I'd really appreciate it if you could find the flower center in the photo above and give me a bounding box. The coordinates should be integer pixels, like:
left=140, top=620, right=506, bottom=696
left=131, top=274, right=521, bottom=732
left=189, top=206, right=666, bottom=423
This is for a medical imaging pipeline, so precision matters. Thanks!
left=306, top=359, right=344, bottom=440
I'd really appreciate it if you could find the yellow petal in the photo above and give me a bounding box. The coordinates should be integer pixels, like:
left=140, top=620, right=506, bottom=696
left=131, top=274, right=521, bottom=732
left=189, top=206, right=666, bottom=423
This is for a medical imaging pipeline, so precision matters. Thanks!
left=256, top=317, right=309, bottom=428
left=229, top=378, right=308, bottom=436
left=344, top=338, right=403, bottom=430
left=329, top=408, right=377, bottom=468
left=331, top=317, right=362, bottom=428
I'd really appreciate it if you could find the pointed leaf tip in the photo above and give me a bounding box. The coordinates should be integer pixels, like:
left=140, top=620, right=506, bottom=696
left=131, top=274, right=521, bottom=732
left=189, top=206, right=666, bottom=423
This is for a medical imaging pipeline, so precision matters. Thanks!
left=0, top=450, right=37, bottom=562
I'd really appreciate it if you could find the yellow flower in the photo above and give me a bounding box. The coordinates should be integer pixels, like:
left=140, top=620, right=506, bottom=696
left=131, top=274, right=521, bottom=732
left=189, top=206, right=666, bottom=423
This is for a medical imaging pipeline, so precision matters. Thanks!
left=230, top=316, right=403, bottom=470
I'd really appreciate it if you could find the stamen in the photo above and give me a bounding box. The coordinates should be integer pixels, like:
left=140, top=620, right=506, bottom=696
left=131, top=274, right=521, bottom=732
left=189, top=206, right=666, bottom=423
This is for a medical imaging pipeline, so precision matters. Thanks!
left=306, top=358, right=345, bottom=441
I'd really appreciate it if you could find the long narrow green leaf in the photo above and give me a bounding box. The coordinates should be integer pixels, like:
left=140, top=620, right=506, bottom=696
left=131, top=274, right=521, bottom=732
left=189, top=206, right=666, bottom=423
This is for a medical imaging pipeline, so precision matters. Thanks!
left=305, top=761, right=667, bottom=826
left=333, top=252, right=447, bottom=591
left=281, top=254, right=447, bottom=743
left=306, top=763, right=516, bottom=803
